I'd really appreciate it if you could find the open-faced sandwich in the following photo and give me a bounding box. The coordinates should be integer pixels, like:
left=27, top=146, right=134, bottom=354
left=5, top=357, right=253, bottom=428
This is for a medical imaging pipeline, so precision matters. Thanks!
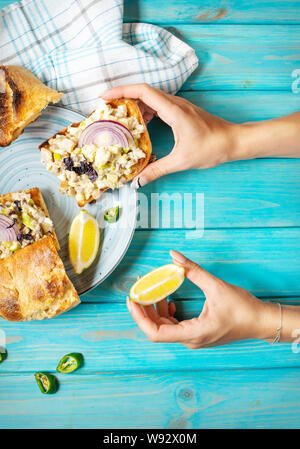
left=0, top=188, right=80, bottom=321
left=39, top=99, right=152, bottom=207
left=0, top=65, right=62, bottom=147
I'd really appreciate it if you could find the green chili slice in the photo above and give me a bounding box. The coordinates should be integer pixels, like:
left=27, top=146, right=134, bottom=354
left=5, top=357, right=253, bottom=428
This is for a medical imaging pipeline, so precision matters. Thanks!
left=104, top=206, right=119, bottom=223
left=34, top=372, right=58, bottom=394
left=0, top=349, right=7, bottom=363
left=56, top=352, right=84, bottom=374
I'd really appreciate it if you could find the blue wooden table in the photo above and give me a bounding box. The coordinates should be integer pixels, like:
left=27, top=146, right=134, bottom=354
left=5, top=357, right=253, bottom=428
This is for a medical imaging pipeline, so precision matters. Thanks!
left=1, top=0, right=300, bottom=429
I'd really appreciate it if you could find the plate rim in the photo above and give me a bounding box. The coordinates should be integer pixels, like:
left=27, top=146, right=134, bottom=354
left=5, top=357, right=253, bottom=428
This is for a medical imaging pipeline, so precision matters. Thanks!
left=79, top=187, right=137, bottom=296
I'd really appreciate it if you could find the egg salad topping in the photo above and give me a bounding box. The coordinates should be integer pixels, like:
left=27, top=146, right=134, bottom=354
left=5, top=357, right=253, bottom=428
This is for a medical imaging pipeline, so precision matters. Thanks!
left=41, top=103, right=146, bottom=204
left=0, top=192, right=55, bottom=259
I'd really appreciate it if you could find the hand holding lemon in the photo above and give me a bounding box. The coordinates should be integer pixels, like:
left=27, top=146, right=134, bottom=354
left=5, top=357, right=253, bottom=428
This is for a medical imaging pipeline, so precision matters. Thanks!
left=67, top=214, right=282, bottom=350
left=127, top=250, right=278, bottom=349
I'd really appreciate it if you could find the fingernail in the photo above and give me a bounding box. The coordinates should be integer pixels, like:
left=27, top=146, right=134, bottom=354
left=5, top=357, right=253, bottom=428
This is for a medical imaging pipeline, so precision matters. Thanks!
left=131, top=177, right=141, bottom=190
left=170, top=250, right=187, bottom=265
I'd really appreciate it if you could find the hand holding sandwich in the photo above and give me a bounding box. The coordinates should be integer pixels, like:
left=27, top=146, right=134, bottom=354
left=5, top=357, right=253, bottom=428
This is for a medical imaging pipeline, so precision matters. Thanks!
left=102, top=84, right=237, bottom=186
left=102, top=84, right=300, bottom=187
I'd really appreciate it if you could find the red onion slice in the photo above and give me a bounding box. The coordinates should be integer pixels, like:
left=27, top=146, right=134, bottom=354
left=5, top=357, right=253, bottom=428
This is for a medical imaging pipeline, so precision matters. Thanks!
left=78, top=120, right=136, bottom=149
left=0, top=214, right=20, bottom=242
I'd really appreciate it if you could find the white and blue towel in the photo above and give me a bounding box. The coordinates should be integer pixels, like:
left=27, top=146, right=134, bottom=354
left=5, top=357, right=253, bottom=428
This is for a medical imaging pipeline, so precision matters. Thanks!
left=0, top=0, right=198, bottom=115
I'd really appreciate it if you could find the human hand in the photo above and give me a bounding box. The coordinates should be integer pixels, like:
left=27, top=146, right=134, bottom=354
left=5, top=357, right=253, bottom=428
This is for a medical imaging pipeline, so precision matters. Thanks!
left=126, top=250, right=279, bottom=349
left=101, top=84, right=239, bottom=187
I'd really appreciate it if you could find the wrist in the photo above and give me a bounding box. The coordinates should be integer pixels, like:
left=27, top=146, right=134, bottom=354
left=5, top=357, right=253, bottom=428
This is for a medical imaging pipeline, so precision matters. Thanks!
left=220, top=122, right=245, bottom=164
left=228, top=122, right=264, bottom=162
left=228, top=114, right=300, bottom=162
left=254, top=300, right=281, bottom=341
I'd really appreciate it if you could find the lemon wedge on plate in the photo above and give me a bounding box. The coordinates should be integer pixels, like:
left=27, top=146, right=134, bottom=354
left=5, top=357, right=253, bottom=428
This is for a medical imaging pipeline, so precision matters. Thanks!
left=130, top=264, right=185, bottom=305
left=69, top=210, right=100, bottom=274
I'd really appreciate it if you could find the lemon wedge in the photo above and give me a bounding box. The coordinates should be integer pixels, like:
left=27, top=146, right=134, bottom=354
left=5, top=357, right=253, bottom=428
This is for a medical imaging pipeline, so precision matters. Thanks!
left=130, top=264, right=185, bottom=305
left=69, top=210, right=100, bottom=274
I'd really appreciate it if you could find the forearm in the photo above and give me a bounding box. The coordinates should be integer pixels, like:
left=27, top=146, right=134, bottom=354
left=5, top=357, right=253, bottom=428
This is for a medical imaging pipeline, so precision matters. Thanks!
left=230, top=111, right=300, bottom=161
left=259, top=301, right=300, bottom=343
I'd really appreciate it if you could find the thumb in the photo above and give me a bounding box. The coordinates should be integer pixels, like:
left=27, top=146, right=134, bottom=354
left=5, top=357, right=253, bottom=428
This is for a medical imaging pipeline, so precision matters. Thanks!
left=132, top=154, right=175, bottom=188
left=170, top=250, right=218, bottom=293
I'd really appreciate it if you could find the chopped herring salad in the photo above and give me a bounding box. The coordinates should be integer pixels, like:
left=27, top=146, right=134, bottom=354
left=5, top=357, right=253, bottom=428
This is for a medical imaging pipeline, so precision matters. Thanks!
left=0, top=192, right=55, bottom=259
left=40, top=103, right=146, bottom=205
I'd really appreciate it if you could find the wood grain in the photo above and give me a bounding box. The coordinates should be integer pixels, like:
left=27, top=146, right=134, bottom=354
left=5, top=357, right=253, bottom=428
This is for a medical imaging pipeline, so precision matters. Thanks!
left=1, top=368, right=300, bottom=428
left=177, top=91, right=300, bottom=123
left=159, top=24, right=300, bottom=91
left=78, top=227, right=300, bottom=301
left=0, top=300, right=299, bottom=373
left=139, top=158, right=300, bottom=229
left=124, top=0, right=300, bottom=24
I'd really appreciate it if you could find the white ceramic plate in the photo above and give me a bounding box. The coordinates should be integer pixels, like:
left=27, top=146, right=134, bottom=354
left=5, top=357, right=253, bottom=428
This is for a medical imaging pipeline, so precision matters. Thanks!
left=0, top=106, right=137, bottom=295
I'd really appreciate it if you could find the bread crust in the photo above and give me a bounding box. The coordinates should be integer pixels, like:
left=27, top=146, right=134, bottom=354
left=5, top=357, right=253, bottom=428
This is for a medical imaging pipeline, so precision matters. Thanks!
left=0, top=236, right=80, bottom=322
left=0, top=187, right=60, bottom=251
left=0, top=65, right=62, bottom=147
left=39, top=99, right=152, bottom=207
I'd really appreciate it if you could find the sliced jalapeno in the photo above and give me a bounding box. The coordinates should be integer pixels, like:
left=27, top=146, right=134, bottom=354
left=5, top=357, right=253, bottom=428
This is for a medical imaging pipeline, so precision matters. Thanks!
left=104, top=206, right=119, bottom=223
left=56, top=352, right=84, bottom=374
left=0, top=349, right=7, bottom=363
left=34, top=372, right=58, bottom=394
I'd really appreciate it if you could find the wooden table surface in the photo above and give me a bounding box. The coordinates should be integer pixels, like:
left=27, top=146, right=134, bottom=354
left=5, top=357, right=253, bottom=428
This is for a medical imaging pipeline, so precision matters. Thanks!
left=1, top=0, right=300, bottom=429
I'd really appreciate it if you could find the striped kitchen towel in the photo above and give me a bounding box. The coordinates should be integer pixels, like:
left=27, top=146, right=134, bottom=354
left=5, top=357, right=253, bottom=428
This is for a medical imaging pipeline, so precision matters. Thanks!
left=0, top=0, right=198, bottom=115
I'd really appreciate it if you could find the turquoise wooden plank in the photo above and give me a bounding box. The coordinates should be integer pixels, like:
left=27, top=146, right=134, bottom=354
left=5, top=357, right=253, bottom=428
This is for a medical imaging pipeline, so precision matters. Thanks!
left=80, top=228, right=300, bottom=301
left=1, top=368, right=300, bottom=429
left=0, top=0, right=16, bottom=7
left=0, top=299, right=299, bottom=373
left=178, top=91, right=300, bottom=123
left=140, top=158, right=300, bottom=229
left=164, top=24, right=300, bottom=91
left=124, top=0, right=300, bottom=24
left=0, top=368, right=300, bottom=429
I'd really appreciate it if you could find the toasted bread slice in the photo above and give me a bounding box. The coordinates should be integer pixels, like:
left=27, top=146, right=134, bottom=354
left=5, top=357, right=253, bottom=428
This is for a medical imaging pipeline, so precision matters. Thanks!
left=0, top=65, right=63, bottom=147
left=0, top=187, right=59, bottom=251
left=0, top=236, right=80, bottom=322
left=39, top=99, right=152, bottom=207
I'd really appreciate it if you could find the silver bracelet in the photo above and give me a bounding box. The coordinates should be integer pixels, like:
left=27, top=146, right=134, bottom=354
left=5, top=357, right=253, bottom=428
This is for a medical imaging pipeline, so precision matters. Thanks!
left=271, top=302, right=282, bottom=344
